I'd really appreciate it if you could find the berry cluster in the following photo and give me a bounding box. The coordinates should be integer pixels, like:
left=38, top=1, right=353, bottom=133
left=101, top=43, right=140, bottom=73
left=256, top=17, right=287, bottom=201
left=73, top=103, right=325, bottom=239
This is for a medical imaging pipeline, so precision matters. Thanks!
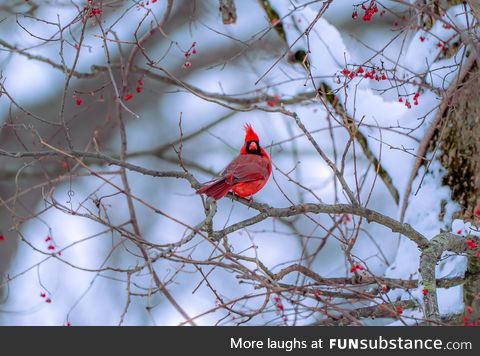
left=349, top=263, right=364, bottom=273
left=398, top=92, right=420, bottom=109
left=466, top=238, right=477, bottom=250
left=463, top=306, right=480, bottom=326
left=465, top=238, right=480, bottom=259
left=379, top=303, right=403, bottom=317
left=40, top=292, right=52, bottom=304
left=135, top=78, right=144, bottom=94
left=412, top=92, right=420, bottom=105
left=341, top=66, right=387, bottom=81
left=475, top=204, right=480, bottom=217
left=266, top=94, right=280, bottom=107
left=121, top=78, right=145, bottom=102
left=45, top=236, right=56, bottom=252
left=352, top=1, right=383, bottom=22
left=182, top=42, right=197, bottom=69
left=85, top=1, right=102, bottom=18
left=273, top=294, right=288, bottom=322
left=137, top=0, right=157, bottom=7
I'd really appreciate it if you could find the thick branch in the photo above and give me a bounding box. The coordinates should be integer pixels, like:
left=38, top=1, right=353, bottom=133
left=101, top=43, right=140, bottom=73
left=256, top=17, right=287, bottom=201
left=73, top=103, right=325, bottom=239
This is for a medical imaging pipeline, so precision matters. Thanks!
left=213, top=202, right=429, bottom=248
left=420, top=232, right=473, bottom=322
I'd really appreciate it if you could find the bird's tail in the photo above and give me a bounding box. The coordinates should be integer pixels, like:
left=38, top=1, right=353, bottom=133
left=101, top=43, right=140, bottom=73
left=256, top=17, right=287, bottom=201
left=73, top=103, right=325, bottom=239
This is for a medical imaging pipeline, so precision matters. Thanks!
left=196, top=178, right=232, bottom=200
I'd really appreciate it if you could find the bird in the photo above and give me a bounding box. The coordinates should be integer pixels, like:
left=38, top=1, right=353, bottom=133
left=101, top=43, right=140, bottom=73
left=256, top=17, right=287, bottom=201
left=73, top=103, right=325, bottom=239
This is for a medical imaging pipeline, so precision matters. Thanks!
left=196, top=124, right=271, bottom=200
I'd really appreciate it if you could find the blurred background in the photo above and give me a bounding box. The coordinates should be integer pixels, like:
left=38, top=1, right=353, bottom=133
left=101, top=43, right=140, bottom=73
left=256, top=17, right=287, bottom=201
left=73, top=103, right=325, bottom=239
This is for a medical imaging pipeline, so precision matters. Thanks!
left=0, top=0, right=477, bottom=325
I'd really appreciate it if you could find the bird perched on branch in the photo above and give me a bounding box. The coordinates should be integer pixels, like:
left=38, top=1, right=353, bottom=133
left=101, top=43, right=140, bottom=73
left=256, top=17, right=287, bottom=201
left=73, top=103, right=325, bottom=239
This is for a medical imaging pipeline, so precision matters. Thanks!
left=196, top=124, right=271, bottom=200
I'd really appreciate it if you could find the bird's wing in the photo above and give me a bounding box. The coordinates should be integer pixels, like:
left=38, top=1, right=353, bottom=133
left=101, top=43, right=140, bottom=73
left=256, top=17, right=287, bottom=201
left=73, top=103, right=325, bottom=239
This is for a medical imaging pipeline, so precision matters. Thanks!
left=224, top=155, right=269, bottom=183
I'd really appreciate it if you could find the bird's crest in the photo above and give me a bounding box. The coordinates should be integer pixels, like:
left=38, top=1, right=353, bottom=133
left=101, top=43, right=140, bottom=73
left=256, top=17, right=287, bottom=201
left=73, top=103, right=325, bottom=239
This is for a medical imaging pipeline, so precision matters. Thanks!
left=244, top=123, right=259, bottom=142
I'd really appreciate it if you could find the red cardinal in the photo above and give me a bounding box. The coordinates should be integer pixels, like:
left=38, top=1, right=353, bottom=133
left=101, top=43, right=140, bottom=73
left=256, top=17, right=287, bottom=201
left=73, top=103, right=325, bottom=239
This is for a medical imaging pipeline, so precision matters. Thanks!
left=196, top=124, right=271, bottom=200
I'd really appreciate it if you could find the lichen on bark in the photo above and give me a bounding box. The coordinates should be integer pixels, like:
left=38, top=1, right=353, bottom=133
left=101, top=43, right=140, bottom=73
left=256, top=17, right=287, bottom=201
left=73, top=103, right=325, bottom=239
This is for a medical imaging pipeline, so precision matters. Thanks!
left=436, top=64, right=479, bottom=223
left=433, top=63, right=480, bottom=323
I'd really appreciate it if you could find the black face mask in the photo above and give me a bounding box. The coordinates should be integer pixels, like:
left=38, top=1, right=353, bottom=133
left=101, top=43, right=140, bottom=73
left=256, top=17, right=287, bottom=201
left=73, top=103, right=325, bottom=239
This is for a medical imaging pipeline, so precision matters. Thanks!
left=246, top=140, right=261, bottom=155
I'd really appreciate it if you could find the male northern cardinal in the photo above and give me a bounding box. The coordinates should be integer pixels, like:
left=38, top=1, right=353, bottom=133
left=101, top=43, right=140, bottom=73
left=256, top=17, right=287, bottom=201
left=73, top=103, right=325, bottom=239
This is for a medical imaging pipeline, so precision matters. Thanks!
left=196, top=124, right=271, bottom=200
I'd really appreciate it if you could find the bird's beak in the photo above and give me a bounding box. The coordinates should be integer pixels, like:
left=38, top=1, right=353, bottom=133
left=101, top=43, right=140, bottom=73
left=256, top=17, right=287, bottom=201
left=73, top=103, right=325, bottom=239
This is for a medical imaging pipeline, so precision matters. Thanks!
left=248, top=142, right=258, bottom=151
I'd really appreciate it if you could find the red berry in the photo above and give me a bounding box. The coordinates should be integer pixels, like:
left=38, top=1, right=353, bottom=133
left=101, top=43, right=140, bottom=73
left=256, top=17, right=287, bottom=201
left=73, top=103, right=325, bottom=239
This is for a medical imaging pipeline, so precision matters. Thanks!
left=123, top=93, right=134, bottom=101
left=466, top=239, right=478, bottom=250
left=75, top=98, right=83, bottom=106
left=474, top=204, right=480, bottom=217
left=396, top=305, right=403, bottom=314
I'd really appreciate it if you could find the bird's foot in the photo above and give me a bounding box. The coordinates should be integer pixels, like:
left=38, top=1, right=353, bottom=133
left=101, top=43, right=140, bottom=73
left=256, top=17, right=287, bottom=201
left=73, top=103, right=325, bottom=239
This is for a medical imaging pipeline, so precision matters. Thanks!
left=245, top=197, right=254, bottom=209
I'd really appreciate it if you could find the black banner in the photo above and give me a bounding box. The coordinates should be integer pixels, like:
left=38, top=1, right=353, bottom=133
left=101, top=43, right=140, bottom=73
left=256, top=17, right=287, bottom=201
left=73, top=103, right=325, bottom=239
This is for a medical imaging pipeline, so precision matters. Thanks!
left=0, top=327, right=477, bottom=355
